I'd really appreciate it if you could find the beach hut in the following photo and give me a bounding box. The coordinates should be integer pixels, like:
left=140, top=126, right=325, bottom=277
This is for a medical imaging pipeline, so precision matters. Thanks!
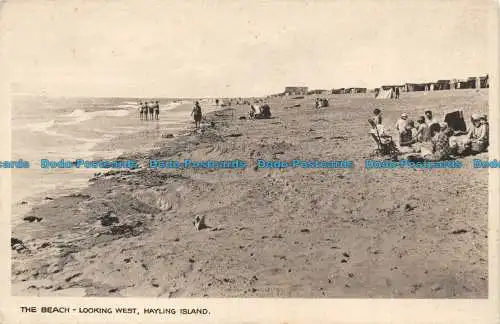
left=464, top=77, right=479, bottom=89
left=307, top=89, right=327, bottom=95
left=435, top=80, right=451, bottom=90
left=381, top=85, right=404, bottom=92
left=332, top=88, right=346, bottom=94
left=284, top=86, right=309, bottom=96
left=350, top=88, right=367, bottom=94
left=405, top=83, right=430, bottom=92
left=480, top=75, right=489, bottom=88
left=456, top=79, right=475, bottom=89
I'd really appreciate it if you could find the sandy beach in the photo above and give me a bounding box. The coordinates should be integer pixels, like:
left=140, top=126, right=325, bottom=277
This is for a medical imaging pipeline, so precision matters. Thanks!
left=11, top=90, right=488, bottom=298
left=10, top=98, right=217, bottom=226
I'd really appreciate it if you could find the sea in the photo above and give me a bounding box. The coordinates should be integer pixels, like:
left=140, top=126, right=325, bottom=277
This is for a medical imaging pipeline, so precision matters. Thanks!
left=10, top=95, right=218, bottom=224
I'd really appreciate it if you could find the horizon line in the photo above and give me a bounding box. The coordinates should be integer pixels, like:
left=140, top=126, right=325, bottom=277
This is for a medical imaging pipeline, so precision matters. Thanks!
left=10, top=72, right=489, bottom=99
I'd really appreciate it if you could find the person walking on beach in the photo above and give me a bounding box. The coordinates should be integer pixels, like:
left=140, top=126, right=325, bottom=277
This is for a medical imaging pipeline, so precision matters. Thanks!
left=191, top=101, right=202, bottom=128
left=154, top=101, right=160, bottom=120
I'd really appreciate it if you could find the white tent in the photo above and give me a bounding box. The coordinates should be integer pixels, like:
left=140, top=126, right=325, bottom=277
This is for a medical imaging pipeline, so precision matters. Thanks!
left=376, top=88, right=394, bottom=99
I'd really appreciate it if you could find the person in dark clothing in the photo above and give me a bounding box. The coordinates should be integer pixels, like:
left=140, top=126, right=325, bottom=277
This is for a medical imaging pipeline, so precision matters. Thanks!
left=149, top=100, right=155, bottom=120
left=154, top=101, right=160, bottom=120
left=191, top=101, right=202, bottom=128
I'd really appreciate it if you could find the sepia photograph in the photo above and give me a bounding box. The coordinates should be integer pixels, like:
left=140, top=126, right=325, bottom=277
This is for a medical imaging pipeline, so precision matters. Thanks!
left=3, top=0, right=494, bottom=307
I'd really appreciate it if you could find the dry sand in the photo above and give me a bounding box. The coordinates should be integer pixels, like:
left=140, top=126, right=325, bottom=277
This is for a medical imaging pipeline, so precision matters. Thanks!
left=11, top=90, right=488, bottom=298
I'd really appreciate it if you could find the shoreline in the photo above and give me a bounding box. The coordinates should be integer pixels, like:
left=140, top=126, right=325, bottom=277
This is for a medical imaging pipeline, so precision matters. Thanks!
left=10, top=103, right=225, bottom=223
left=11, top=92, right=488, bottom=298
left=10, top=101, right=214, bottom=225
left=11, top=106, right=235, bottom=297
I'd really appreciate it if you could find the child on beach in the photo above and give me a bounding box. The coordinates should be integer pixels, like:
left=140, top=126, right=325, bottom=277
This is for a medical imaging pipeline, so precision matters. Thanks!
left=395, top=113, right=409, bottom=145
left=409, top=120, right=418, bottom=140
left=416, top=116, right=428, bottom=142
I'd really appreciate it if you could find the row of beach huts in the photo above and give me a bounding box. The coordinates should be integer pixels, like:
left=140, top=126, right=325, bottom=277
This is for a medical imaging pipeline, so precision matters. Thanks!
left=280, top=74, right=489, bottom=96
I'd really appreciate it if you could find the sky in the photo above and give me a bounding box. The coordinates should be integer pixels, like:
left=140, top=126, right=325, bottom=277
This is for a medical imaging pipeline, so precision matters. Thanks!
left=0, top=0, right=494, bottom=98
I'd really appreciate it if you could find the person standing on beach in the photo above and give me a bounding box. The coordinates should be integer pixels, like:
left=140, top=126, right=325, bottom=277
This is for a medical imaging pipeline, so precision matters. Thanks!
left=143, top=101, right=148, bottom=120
left=138, top=101, right=143, bottom=120
left=191, top=101, right=202, bottom=128
left=149, top=100, right=155, bottom=120
left=395, top=87, right=400, bottom=99
left=154, top=101, right=160, bottom=120
left=142, top=101, right=148, bottom=120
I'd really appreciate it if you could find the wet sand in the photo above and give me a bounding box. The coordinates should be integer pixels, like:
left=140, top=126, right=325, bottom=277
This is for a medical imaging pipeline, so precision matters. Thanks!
left=11, top=90, right=488, bottom=298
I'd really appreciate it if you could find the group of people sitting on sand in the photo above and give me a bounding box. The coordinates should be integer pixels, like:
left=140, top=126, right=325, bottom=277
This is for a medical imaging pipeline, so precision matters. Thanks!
left=137, top=100, right=160, bottom=120
left=249, top=103, right=272, bottom=119
left=369, top=108, right=489, bottom=161
left=315, top=98, right=329, bottom=109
